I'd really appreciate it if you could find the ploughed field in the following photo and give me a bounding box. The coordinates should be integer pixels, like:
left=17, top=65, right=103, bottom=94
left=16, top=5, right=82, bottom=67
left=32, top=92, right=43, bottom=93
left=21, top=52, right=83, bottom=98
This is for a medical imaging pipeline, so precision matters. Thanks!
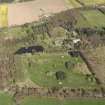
left=8, top=0, right=68, bottom=26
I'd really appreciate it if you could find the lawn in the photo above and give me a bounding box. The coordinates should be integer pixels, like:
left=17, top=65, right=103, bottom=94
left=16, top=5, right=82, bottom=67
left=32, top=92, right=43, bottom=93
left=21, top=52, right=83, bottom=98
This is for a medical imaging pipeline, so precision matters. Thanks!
left=0, top=92, right=14, bottom=105
left=21, top=53, right=97, bottom=88
left=20, top=97, right=105, bottom=105
left=0, top=4, right=8, bottom=27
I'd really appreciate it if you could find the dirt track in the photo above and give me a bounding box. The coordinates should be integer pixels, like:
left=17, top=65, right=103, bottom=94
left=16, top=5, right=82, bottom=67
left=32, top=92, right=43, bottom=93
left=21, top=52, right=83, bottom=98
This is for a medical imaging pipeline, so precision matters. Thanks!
left=8, top=0, right=69, bottom=26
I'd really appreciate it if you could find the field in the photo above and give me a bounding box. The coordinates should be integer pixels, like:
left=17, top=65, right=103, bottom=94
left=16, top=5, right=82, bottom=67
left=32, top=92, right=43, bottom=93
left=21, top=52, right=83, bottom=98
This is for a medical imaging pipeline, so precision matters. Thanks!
left=0, top=0, right=105, bottom=105
left=68, top=0, right=105, bottom=6
left=67, top=0, right=81, bottom=8
left=82, top=10, right=105, bottom=27
left=0, top=92, right=105, bottom=105
left=20, top=97, right=105, bottom=105
left=0, top=4, right=8, bottom=27
left=0, top=0, right=105, bottom=27
left=21, top=53, right=97, bottom=88
left=78, top=0, right=105, bottom=5
left=8, top=0, right=68, bottom=26
left=76, top=9, right=105, bottom=28
left=0, top=92, right=14, bottom=105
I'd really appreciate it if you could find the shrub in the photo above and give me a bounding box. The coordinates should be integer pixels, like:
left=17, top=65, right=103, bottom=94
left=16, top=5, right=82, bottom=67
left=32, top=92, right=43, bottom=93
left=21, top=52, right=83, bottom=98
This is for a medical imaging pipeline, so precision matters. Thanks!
left=55, top=71, right=66, bottom=80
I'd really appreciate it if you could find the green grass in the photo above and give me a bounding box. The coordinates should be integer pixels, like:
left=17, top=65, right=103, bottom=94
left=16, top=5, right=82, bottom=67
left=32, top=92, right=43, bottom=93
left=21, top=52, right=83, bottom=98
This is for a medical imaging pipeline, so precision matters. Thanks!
left=0, top=92, right=14, bottom=105
left=76, top=9, right=105, bottom=28
left=68, top=0, right=81, bottom=8
left=20, top=97, right=105, bottom=105
left=78, top=0, right=105, bottom=5
left=76, top=13, right=90, bottom=28
left=21, top=53, right=97, bottom=88
left=82, top=10, right=105, bottom=27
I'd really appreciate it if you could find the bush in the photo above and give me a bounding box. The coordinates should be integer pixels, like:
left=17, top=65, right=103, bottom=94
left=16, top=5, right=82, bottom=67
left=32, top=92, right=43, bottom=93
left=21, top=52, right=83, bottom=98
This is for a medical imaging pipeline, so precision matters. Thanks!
left=55, top=71, right=66, bottom=80
left=65, top=61, right=75, bottom=70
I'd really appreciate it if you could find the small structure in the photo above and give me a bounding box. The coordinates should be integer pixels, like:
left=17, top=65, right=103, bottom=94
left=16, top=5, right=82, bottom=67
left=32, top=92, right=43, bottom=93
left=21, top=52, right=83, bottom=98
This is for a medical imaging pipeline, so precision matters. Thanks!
left=27, top=46, right=44, bottom=53
left=65, top=61, right=75, bottom=69
left=15, top=45, right=44, bottom=54
left=68, top=51, right=80, bottom=57
left=55, top=71, right=66, bottom=80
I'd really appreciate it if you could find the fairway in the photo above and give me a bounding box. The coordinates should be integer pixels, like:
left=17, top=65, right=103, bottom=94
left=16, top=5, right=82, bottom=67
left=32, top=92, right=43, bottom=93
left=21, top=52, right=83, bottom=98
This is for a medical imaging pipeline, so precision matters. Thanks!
left=0, top=4, right=8, bottom=27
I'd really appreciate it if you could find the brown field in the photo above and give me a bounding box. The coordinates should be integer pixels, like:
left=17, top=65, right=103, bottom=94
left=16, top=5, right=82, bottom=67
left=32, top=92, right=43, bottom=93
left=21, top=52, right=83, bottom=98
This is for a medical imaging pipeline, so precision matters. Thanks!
left=8, top=0, right=69, bottom=26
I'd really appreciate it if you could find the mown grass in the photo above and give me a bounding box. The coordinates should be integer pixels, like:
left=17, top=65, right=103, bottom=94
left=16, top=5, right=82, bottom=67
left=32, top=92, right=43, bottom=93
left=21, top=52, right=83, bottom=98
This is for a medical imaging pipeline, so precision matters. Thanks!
left=0, top=4, right=8, bottom=27
left=20, top=97, right=105, bottom=105
left=21, top=53, right=97, bottom=88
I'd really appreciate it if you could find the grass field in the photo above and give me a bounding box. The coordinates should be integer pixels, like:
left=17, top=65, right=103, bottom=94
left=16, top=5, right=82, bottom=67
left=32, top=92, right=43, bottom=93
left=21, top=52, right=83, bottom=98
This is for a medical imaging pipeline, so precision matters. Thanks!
left=0, top=4, right=8, bottom=27
left=21, top=53, right=97, bottom=88
left=82, top=10, right=105, bottom=27
left=0, top=89, right=105, bottom=105
left=68, top=0, right=81, bottom=8
left=20, top=97, right=105, bottom=105
left=76, top=9, right=105, bottom=28
left=0, top=92, right=14, bottom=105
left=78, top=0, right=105, bottom=5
